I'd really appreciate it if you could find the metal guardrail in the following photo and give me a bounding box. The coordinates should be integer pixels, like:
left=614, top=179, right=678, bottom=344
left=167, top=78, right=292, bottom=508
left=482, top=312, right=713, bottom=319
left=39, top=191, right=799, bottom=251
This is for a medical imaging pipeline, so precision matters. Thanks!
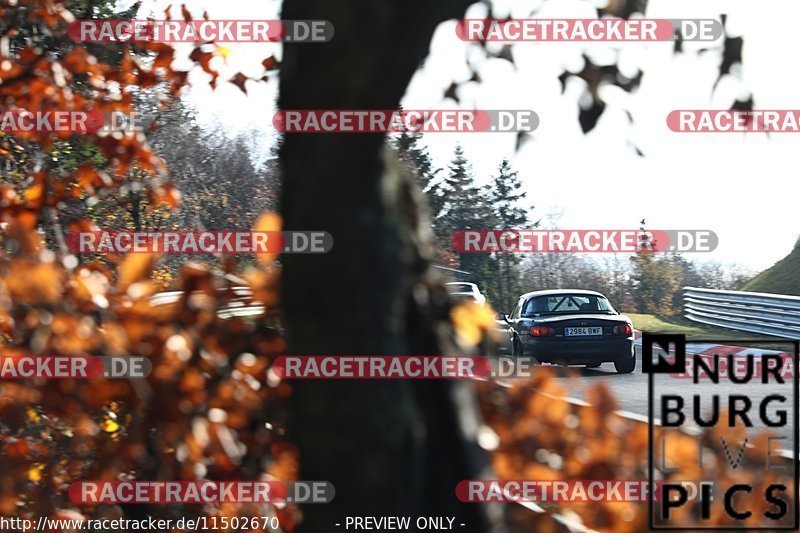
left=683, top=286, right=800, bottom=338
left=150, top=286, right=261, bottom=319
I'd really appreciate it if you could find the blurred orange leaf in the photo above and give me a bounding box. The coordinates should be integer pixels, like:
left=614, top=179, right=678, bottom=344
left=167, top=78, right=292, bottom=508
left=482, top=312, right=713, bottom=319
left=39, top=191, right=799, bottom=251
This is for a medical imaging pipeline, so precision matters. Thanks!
left=252, top=212, right=282, bottom=266
left=117, top=253, right=157, bottom=292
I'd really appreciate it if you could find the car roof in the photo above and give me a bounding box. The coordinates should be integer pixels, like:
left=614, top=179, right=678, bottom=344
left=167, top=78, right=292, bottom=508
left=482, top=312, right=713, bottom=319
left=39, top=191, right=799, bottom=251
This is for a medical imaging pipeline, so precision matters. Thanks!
left=519, top=289, right=605, bottom=299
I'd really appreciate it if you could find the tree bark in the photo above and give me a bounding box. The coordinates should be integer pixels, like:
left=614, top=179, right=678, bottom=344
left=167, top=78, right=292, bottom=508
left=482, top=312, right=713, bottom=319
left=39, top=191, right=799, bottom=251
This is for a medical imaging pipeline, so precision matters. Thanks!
left=278, top=1, right=502, bottom=530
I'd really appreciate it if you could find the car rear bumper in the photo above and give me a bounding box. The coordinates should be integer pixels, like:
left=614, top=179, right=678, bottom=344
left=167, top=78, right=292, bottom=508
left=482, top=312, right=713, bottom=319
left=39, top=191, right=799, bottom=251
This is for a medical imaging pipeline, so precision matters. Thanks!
left=522, top=335, right=634, bottom=364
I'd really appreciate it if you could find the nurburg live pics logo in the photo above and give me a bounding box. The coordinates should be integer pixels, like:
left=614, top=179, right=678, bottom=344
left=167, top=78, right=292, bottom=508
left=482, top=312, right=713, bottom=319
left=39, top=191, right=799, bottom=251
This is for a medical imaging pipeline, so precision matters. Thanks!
left=644, top=333, right=800, bottom=530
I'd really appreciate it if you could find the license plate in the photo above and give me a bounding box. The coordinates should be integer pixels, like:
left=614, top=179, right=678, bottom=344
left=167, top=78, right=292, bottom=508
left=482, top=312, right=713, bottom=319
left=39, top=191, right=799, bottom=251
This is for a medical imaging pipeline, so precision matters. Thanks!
left=565, top=327, right=602, bottom=336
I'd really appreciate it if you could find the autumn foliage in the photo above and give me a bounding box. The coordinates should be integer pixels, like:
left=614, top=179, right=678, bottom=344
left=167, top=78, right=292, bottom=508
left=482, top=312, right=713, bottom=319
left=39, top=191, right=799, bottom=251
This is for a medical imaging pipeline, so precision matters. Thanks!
left=0, top=1, right=790, bottom=532
left=0, top=0, right=296, bottom=528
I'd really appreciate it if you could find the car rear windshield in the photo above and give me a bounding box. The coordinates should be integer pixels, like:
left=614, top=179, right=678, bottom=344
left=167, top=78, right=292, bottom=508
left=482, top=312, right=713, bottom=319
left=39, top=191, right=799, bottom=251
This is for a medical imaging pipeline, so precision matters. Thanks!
left=522, top=294, right=615, bottom=316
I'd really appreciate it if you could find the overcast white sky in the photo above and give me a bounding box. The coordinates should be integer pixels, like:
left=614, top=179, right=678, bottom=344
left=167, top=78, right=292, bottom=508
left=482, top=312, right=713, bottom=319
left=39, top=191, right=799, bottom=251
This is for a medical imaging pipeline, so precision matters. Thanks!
left=137, top=0, right=800, bottom=271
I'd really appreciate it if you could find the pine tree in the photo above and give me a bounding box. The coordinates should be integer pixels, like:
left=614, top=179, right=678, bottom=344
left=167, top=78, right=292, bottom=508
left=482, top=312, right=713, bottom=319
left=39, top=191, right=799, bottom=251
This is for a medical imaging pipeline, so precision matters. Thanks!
left=435, top=146, right=497, bottom=293
left=490, top=159, right=529, bottom=228
left=394, top=130, right=444, bottom=219
left=439, top=145, right=488, bottom=233
left=487, top=159, right=535, bottom=310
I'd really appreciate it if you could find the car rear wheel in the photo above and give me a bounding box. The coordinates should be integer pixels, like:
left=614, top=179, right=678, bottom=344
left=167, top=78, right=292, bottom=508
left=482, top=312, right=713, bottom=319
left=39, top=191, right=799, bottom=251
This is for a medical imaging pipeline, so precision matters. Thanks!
left=614, top=346, right=636, bottom=374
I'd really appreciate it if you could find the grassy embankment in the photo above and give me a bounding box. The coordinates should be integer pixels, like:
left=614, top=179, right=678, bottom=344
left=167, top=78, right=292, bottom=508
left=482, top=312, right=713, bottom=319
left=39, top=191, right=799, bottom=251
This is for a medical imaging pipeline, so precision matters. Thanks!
left=742, top=246, right=800, bottom=296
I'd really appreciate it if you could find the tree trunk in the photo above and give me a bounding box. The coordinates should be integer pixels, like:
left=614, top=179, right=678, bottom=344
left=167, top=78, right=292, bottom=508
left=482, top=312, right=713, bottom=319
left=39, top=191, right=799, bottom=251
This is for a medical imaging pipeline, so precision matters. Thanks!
left=278, top=0, right=502, bottom=530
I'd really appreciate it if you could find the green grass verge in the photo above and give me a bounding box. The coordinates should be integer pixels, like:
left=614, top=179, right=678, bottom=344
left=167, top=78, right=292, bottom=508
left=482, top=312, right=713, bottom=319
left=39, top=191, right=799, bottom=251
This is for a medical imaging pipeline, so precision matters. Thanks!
left=626, top=313, right=791, bottom=351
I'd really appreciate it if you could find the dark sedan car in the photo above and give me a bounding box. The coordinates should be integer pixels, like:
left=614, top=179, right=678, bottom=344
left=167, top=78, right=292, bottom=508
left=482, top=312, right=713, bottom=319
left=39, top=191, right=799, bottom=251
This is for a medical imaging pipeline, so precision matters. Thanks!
left=496, top=289, right=636, bottom=373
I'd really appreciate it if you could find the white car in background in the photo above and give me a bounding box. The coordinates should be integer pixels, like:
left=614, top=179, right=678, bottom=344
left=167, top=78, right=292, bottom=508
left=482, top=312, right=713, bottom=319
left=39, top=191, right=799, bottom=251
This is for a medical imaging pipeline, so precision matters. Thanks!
left=445, top=282, right=487, bottom=306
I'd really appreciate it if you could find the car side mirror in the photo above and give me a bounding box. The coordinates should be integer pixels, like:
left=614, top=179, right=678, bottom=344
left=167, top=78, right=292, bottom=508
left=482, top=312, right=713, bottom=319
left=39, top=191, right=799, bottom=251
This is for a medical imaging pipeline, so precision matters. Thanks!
left=496, top=312, right=509, bottom=322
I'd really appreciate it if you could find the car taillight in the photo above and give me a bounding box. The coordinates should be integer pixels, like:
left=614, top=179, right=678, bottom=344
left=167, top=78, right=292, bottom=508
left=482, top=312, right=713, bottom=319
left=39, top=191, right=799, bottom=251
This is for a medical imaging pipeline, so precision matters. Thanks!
left=531, top=325, right=555, bottom=337
left=614, top=324, right=633, bottom=335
